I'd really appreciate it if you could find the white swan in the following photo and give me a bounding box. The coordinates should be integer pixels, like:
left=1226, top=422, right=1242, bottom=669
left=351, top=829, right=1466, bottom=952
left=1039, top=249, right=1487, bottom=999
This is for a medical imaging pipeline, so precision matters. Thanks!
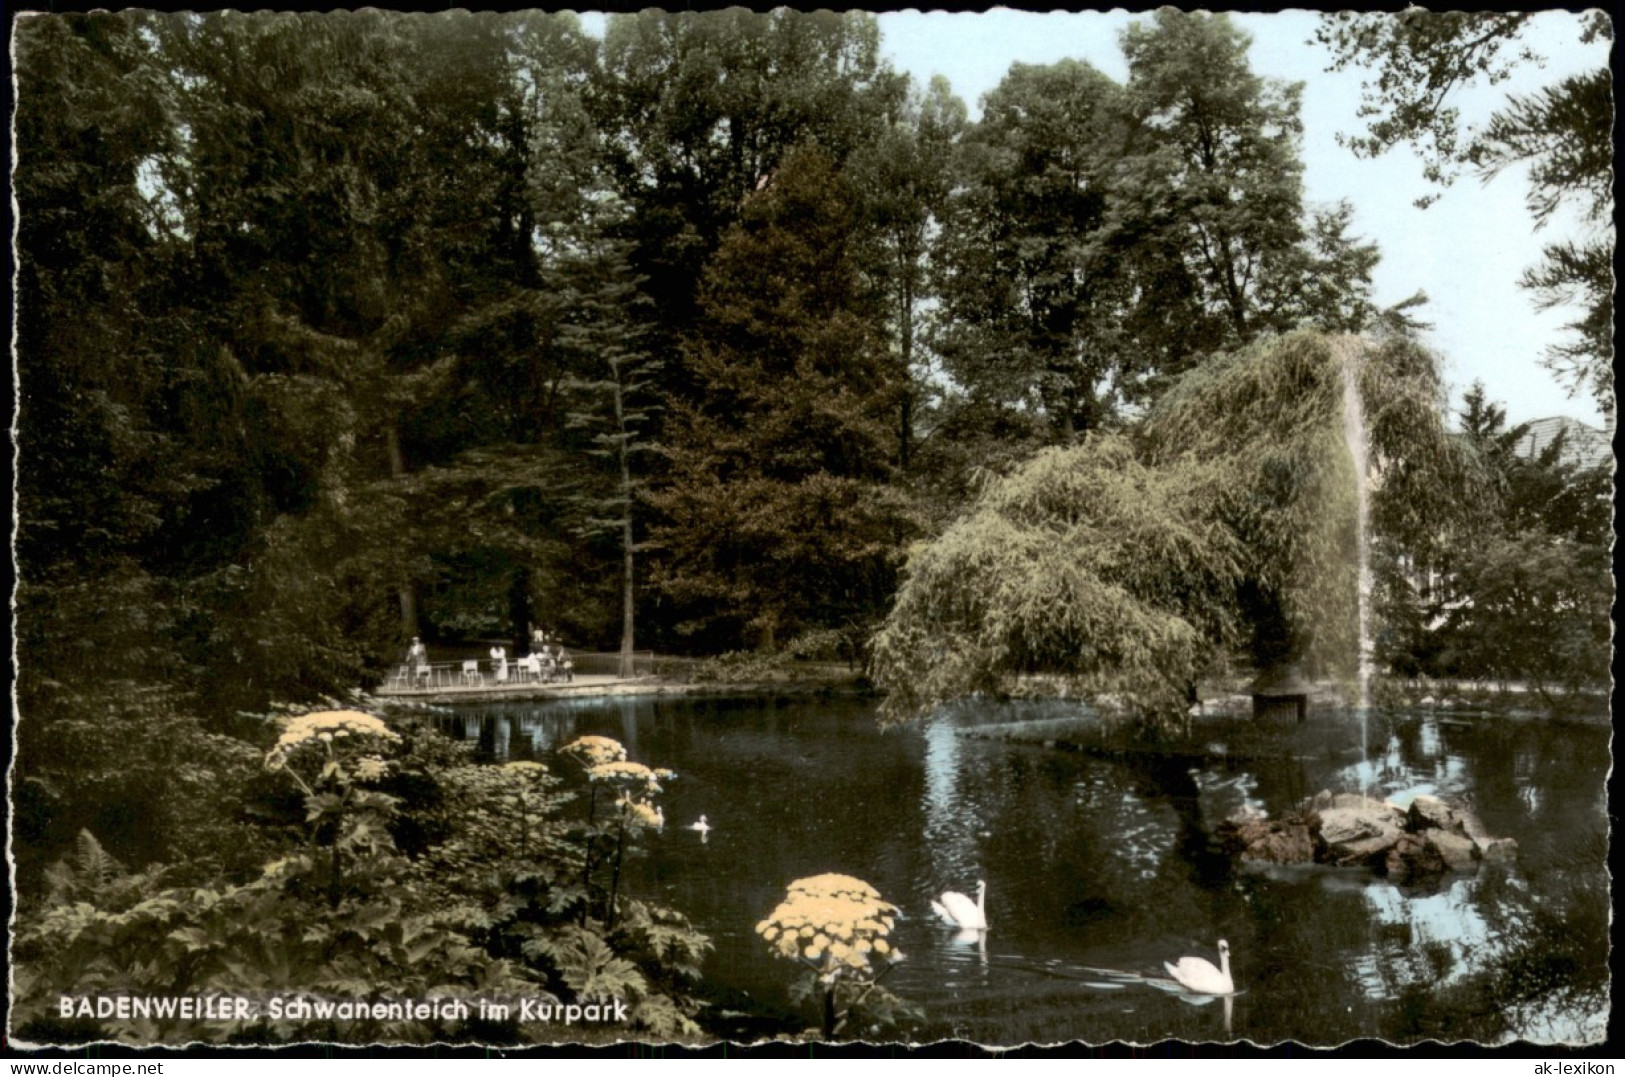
left=930, top=879, right=988, bottom=931
left=688, top=814, right=711, bottom=836
left=1164, top=939, right=1233, bottom=995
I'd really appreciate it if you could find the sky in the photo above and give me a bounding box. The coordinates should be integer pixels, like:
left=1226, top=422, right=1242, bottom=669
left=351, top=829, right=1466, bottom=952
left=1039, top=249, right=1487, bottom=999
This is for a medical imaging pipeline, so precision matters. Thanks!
left=872, top=9, right=1612, bottom=431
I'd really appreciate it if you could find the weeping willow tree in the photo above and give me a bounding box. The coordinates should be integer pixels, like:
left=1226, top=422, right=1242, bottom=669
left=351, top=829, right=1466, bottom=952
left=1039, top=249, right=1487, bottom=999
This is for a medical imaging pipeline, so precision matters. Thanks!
left=872, top=330, right=1464, bottom=727
left=870, top=435, right=1244, bottom=724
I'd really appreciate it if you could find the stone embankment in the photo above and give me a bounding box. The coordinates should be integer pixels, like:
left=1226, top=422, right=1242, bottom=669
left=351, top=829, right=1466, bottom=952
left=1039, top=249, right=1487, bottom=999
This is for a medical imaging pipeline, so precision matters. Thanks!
left=1217, top=791, right=1517, bottom=884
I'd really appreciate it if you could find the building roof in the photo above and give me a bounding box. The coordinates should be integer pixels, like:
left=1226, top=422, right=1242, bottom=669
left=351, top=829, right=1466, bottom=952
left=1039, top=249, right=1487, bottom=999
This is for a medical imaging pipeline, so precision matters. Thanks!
left=1514, top=416, right=1613, bottom=472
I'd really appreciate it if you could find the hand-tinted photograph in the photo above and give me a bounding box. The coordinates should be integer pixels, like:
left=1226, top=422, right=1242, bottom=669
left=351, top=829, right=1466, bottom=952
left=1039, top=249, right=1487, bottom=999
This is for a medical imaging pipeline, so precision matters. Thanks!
left=10, top=6, right=1612, bottom=1050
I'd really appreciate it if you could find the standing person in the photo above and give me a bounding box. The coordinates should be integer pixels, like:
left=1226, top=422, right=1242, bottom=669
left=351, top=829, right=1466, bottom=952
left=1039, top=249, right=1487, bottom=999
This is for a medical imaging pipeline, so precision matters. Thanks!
left=555, top=643, right=573, bottom=683
left=408, top=637, right=429, bottom=687
left=490, top=644, right=509, bottom=684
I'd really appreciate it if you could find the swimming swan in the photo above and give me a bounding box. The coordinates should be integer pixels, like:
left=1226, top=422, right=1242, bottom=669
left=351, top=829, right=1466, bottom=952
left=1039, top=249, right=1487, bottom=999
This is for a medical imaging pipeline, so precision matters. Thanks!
left=931, top=879, right=988, bottom=931
left=1164, top=939, right=1233, bottom=995
left=688, top=814, right=711, bottom=836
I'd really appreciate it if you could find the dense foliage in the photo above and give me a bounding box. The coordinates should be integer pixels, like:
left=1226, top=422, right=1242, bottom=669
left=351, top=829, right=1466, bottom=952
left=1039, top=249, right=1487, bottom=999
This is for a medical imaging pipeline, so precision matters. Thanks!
left=930, top=12, right=1385, bottom=449
left=871, top=434, right=1242, bottom=725
left=13, top=714, right=708, bottom=1044
left=11, top=9, right=1458, bottom=711
left=12, top=10, right=1610, bottom=1042
left=1375, top=384, right=1612, bottom=699
left=874, top=332, right=1467, bottom=726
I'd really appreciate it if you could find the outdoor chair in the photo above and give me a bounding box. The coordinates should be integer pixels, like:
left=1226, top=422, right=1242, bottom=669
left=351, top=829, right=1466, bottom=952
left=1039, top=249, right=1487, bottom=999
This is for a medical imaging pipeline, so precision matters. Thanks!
left=461, top=659, right=482, bottom=686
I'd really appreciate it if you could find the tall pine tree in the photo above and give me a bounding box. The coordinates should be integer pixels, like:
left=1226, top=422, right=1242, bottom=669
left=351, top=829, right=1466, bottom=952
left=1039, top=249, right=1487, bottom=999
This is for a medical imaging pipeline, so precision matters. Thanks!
left=649, top=147, right=907, bottom=652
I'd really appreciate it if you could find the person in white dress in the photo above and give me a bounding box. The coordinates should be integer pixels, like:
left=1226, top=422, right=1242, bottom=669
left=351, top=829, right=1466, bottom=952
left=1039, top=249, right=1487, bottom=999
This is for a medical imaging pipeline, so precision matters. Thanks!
left=408, top=637, right=429, bottom=687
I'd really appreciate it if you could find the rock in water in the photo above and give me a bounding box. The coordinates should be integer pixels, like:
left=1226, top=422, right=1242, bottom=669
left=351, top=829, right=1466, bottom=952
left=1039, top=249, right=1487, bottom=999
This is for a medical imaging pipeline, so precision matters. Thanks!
left=1313, top=805, right=1404, bottom=866
left=1425, top=830, right=1479, bottom=871
left=1246, top=823, right=1314, bottom=864
left=1224, top=791, right=1517, bottom=881
left=1220, top=817, right=1316, bottom=864
left=1475, top=836, right=1519, bottom=864
left=1457, top=808, right=1492, bottom=844
left=1385, top=833, right=1446, bottom=882
left=1325, top=792, right=1401, bottom=814
left=1406, top=794, right=1462, bottom=835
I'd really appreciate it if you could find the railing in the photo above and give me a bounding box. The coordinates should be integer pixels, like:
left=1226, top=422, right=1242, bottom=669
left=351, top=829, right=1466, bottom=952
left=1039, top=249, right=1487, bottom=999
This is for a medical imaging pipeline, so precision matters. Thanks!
left=567, top=651, right=655, bottom=677
left=381, top=651, right=655, bottom=692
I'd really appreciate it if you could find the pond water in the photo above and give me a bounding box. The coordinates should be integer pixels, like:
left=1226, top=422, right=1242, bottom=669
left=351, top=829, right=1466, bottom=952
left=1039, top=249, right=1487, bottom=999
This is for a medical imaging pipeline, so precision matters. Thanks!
left=437, top=694, right=1610, bottom=1046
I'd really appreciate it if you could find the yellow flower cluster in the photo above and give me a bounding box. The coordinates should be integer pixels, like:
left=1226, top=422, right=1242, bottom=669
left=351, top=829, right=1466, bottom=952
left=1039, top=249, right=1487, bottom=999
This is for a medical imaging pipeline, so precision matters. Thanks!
left=618, top=796, right=664, bottom=829
left=560, top=735, right=627, bottom=767
left=502, top=761, right=550, bottom=777
left=265, top=710, right=399, bottom=770
left=756, top=874, right=899, bottom=971
left=562, top=737, right=672, bottom=830
left=354, top=756, right=390, bottom=782
left=588, top=760, right=665, bottom=792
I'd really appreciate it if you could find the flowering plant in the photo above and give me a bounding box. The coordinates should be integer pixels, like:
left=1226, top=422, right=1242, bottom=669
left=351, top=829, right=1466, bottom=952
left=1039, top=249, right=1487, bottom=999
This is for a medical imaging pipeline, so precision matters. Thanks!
left=757, top=873, right=910, bottom=1038
left=558, top=736, right=674, bottom=928
left=264, top=710, right=400, bottom=794
left=559, top=735, right=627, bottom=767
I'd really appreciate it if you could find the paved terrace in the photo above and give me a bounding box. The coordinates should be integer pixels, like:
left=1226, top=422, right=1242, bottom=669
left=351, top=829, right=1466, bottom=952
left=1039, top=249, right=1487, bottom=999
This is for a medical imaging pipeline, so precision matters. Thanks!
left=375, top=651, right=654, bottom=699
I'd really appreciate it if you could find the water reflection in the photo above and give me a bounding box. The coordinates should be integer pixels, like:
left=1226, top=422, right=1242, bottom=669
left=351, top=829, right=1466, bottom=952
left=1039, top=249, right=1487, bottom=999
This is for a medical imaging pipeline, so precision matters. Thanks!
left=434, top=697, right=1608, bottom=1045
left=921, top=720, right=981, bottom=889
left=1362, top=877, right=1494, bottom=995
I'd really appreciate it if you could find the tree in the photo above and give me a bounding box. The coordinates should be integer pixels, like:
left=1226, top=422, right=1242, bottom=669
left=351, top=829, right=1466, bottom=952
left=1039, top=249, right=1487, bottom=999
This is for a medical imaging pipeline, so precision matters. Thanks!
left=593, top=10, right=908, bottom=364
left=13, top=12, right=205, bottom=693
left=927, top=14, right=1387, bottom=451
left=134, top=11, right=467, bottom=703
left=1425, top=386, right=1611, bottom=696
left=648, top=147, right=906, bottom=652
left=847, top=74, right=967, bottom=472
left=14, top=9, right=628, bottom=708
left=561, top=230, right=663, bottom=678
left=1316, top=11, right=1613, bottom=409
left=873, top=332, right=1465, bottom=726
left=1114, top=11, right=1310, bottom=348
left=1472, top=69, right=1614, bottom=405
left=869, top=435, right=1241, bottom=726
left=377, top=12, right=599, bottom=640
left=931, top=59, right=1132, bottom=441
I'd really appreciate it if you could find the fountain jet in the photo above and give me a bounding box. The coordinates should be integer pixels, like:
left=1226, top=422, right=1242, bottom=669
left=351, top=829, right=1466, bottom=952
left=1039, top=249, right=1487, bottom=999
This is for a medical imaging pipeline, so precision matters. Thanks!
left=1337, top=339, right=1374, bottom=794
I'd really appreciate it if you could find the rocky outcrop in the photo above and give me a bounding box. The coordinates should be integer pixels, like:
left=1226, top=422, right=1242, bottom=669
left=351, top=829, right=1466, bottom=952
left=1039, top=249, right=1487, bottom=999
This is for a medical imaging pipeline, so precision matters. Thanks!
left=1406, top=794, right=1461, bottom=833
left=1384, top=833, right=1445, bottom=881
left=1218, top=816, right=1315, bottom=864
left=1477, top=836, right=1519, bottom=863
left=1312, top=800, right=1406, bottom=866
left=1218, top=789, right=1517, bottom=884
